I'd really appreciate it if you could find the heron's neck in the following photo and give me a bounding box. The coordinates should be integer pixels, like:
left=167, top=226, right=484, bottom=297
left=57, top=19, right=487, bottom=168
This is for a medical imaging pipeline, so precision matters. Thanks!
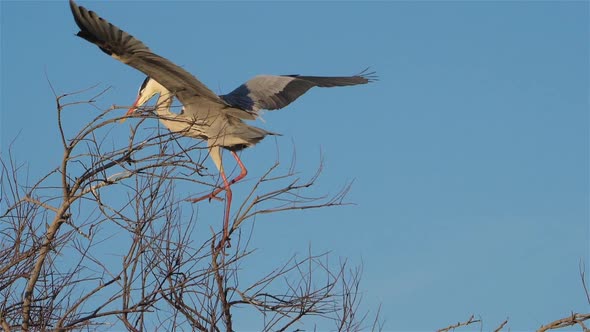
left=154, top=91, right=188, bottom=133
left=154, top=91, right=174, bottom=118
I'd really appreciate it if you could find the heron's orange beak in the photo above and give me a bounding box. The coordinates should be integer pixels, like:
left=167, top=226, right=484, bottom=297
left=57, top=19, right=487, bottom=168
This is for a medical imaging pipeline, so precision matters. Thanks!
left=120, top=95, right=141, bottom=123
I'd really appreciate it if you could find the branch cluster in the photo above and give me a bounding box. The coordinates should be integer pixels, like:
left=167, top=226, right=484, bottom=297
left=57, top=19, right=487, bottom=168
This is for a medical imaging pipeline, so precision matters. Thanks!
left=0, top=85, right=378, bottom=331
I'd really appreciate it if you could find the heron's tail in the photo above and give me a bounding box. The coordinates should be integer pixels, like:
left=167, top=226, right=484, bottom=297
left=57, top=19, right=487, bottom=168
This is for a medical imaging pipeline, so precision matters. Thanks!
left=215, top=122, right=279, bottom=152
left=237, top=125, right=280, bottom=147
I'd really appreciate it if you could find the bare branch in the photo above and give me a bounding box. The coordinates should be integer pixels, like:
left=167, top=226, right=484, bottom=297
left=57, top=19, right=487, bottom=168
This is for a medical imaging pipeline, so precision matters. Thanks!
left=537, top=313, right=590, bottom=332
left=581, top=261, right=590, bottom=306
left=494, top=318, right=509, bottom=332
left=2, top=83, right=378, bottom=331
left=437, top=314, right=481, bottom=332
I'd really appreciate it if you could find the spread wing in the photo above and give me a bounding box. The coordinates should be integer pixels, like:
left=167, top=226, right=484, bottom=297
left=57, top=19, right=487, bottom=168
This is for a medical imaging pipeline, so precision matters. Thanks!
left=220, top=70, right=376, bottom=112
left=69, top=0, right=223, bottom=107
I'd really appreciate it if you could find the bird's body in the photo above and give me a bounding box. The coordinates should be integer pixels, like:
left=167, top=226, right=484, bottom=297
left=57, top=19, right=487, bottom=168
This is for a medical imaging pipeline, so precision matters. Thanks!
left=69, top=0, right=375, bottom=248
left=137, top=78, right=275, bottom=173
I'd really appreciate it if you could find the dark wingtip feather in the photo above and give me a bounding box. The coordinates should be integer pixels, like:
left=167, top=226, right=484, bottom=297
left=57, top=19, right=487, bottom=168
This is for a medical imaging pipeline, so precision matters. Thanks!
left=70, top=1, right=97, bottom=44
left=69, top=0, right=149, bottom=58
left=355, top=67, right=379, bottom=83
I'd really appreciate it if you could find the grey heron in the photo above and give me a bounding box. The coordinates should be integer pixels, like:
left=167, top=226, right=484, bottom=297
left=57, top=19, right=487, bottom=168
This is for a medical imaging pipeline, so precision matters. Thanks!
left=69, top=0, right=375, bottom=248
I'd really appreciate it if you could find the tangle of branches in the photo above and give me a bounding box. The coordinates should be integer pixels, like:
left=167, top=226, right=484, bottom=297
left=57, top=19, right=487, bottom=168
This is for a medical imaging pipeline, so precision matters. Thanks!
left=0, top=85, right=381, bottom=331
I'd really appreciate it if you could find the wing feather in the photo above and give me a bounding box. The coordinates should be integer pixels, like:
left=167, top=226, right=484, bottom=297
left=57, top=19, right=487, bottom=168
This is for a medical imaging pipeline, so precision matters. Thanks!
left=69, top=0, right=222, bottom=106
left=220, top=71, right=375, bottom=112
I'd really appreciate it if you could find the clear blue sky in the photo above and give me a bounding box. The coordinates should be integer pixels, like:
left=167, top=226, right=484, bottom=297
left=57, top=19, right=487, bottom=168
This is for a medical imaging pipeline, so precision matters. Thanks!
left=1, top=1, right=588, bottom=331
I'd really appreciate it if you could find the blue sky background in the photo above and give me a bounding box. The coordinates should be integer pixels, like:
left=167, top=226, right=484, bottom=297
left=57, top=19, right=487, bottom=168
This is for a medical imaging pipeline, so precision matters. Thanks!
left=1, top=1, right=589, bottom=331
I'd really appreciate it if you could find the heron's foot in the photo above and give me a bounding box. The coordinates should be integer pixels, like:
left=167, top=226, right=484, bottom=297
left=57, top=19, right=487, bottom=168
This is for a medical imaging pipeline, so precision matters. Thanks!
left=188, top=192, right=224, bottom=203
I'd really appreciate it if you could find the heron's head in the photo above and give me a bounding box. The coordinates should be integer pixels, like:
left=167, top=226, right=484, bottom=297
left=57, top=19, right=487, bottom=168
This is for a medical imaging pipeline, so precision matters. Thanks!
left=121, top=76, right=164, bottom=122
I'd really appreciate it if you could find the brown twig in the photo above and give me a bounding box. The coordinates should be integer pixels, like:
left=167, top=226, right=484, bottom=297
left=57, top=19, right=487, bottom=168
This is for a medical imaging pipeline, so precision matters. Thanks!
left=537, top=313, right=590, bottom=332
left=494, top=318, right=509, bottom=332
left=437, top=314, right=481, bottom=332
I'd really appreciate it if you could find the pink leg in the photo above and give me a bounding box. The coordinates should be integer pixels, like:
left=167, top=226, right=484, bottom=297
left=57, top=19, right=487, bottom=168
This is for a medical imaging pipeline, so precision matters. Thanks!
left=216, top=151, right=248, bottom=249
left=228, top=151, right=248, bottom=186
left=218, top=167, right=232, bottom=249
left=189, top=151, right=248, bottom=204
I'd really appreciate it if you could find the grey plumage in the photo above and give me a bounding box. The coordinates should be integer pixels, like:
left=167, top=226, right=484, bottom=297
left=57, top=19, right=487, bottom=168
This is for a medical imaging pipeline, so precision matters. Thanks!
left=69, top=1, right=222, bottom=105
left=69, top=0, right=375, bottom=248
left=69, top=0, right=375, bottom=147
left=220, top=72, right=375, bottom=112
